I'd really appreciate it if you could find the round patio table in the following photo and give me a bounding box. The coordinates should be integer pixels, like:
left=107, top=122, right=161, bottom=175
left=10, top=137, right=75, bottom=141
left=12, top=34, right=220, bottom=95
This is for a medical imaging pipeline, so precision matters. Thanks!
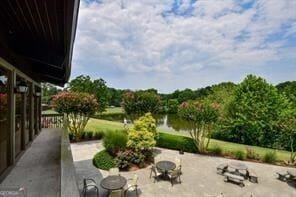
left=156, top=160, right=176, bottom=174
left=100, top=175, right=127, bottom=191
left=228, top=162, right=248, bottom=171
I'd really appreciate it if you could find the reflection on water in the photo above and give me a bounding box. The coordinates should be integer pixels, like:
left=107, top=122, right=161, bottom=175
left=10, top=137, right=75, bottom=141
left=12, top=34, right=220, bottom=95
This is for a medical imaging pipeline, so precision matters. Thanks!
left=95, top=113, right=194, bottom=133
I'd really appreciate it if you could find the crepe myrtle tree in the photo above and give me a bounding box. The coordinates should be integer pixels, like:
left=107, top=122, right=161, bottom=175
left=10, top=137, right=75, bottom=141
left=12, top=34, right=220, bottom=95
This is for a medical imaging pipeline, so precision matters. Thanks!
left=178, top=100, right=220, bottom=153
left=121, top=90, right=162, bottom=117
left=52, top=91, right=99, bottom=141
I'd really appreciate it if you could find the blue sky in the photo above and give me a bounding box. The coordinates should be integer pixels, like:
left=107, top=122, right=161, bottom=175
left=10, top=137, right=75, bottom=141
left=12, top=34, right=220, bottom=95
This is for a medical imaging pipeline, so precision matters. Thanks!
left=71, top=0, right=296, bottom=93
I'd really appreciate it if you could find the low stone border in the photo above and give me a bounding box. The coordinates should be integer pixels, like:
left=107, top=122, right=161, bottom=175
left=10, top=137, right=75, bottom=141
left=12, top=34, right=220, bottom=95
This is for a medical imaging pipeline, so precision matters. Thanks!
left=61, top=129, right=80, bottom=197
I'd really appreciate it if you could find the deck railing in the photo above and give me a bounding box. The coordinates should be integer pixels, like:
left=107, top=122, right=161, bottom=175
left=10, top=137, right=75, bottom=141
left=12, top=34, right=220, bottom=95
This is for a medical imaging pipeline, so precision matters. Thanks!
left=41, top=113, right=64, bottom=128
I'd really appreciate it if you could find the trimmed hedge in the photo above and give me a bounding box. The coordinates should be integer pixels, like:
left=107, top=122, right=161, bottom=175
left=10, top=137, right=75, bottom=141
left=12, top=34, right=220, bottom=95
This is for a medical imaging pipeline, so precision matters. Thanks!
left=93, top=150, right=116, bottom=170
left=156, top=132, right=197, bottom=153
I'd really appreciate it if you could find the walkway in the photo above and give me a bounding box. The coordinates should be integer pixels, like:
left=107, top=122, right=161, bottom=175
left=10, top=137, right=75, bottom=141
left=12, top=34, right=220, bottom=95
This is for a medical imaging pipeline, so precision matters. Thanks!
left=0, top=129, right=61, bottom=197
left=71, top=140, right=296, bottom=197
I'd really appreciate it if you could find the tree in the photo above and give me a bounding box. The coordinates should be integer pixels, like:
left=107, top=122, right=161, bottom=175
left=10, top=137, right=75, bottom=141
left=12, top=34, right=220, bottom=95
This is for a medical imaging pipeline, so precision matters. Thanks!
left=166, top=99, right=179, bottom=114
left=276, top=81, right=296, bottom=108
left=121, top=90, right=161, bottom=116
left=52, top=91, right=99, bottom=141
left=68, top=75, right=110, bottom=112
left=177, top=88, right=196, bottom=103
left=41, top=83, right=60, bottom=105
left=225, top=75, right=292, bottom=147
left=178, top=100, right=220, bottom=153
left=207, top=82, right=236, bottom=118
left=108, top=88, right=124, bottom=107
left=279, top=117, right=296, bottom=164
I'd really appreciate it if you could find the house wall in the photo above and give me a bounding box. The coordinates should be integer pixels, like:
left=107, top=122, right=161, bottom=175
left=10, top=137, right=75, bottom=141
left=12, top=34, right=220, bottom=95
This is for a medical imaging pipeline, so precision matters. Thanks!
left=0, top=57, right=41, bottom=182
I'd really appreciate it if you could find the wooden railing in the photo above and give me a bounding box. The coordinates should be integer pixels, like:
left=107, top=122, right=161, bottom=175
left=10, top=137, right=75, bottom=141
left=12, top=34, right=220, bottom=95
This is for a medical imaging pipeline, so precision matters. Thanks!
left=41, top=113, right=64, bottom=128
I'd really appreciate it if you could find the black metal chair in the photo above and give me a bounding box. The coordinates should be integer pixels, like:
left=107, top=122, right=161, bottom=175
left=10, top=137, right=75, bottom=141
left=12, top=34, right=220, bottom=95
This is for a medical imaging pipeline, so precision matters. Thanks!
left=168, top=168, right=182, bottom=186
left=149, top=165, right=162, bottom=182
left=124, top=174, right=139, bottom=196
left=82, top=177, right=99, bottom=197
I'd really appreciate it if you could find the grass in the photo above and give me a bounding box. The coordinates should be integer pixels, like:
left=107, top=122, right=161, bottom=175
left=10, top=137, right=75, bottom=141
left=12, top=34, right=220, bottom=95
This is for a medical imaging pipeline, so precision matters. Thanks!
left=41, top=109, right=291, bottom=162
left=42, top=109, right=58, bottom=114
left=85, top=118, right=124, bottom=131
left=102, top=107, right=124, bottom=115
left=85, top=118, right=292, bottom=162
left=42, top=107, right=124, bottom=115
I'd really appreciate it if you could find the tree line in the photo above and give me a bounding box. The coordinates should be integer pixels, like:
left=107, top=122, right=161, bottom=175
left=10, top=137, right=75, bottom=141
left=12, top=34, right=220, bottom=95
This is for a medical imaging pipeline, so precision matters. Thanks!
left=42, top=74, right=296, bottom=155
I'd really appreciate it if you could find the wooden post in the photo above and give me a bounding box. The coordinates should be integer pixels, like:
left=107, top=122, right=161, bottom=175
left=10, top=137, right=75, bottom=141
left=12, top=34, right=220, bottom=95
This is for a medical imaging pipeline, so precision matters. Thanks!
left=29, top=84, right=34, bottom=141
left=21, top=93, right=26, bottom=150
left=9, top=70, right=15, bottom=165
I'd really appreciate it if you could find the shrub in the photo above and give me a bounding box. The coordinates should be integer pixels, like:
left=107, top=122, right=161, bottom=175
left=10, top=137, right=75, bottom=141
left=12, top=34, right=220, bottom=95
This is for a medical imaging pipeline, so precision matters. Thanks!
left=130, top=152, right=145, bottom=165
left=94, top=130, right=104, bottom=140
left=93, top=150, right=116, bottom=170
left=133, top=113, right=157, bottom=138
left=156, top=132, right=197, bottom=153
left=81, top=132, right=86, bottom=139
left=208, top=145, right=223, bottom=155
left=127, top=114, right=156, bottom=151
left=115, top=150, right=133, bottom=169
left=263, top=151, right=277, bottom=163
left=234, top=150, right=245, bottom=160
left=142, top=150, right=154, bottom=163
left=246, top=147, right=259, bottom=160
left=69, top=132, right=74, bottom=141
left=86, top=131, right=93, bottom=139
left=103, top=130, right=127, bottom=155
left=127, top=129, right=155, bottom=151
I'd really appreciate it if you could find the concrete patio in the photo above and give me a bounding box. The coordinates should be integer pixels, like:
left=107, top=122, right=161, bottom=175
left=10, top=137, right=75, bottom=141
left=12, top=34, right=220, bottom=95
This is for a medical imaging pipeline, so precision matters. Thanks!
left=71, top=140, right=296, bottom=197
left=0, top=129, right=61, bottom=197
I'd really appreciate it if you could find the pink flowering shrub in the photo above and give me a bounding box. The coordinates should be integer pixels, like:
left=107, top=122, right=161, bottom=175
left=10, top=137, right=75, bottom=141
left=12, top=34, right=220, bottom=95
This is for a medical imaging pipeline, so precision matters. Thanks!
left=178, top=100, right=220, bottom=153
left=52, top=91, right=99, bottom=140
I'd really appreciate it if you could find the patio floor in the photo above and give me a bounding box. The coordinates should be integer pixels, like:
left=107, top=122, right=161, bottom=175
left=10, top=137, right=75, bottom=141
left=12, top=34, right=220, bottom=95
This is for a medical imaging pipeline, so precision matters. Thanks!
left=0, top=129, right=61, bottom=197
left=71, top=140, right=296, bottom=197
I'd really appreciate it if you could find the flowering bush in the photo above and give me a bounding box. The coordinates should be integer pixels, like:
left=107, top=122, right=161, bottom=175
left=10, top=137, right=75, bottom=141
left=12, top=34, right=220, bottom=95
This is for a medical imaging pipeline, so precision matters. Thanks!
left=178, top=100, right=220, bottom=153
left=52, top=91, right=99, bottom=140
left=121, top=91, right=162, bottom=115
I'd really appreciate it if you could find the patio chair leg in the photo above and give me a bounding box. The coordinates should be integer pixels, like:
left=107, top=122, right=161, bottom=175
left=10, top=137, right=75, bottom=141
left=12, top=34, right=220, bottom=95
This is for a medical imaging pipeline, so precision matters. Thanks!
left=96, top=188, right=99, bottom=197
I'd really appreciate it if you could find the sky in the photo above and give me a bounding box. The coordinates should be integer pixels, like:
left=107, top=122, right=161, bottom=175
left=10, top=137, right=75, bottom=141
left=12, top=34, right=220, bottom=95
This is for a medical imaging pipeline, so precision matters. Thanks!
left=71, top=0, right=296, bottom=93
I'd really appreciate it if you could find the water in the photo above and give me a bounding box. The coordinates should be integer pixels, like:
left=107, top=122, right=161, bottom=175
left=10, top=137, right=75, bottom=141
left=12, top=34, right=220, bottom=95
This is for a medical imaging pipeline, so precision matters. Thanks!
left=95, top=113, right=194, bottom=133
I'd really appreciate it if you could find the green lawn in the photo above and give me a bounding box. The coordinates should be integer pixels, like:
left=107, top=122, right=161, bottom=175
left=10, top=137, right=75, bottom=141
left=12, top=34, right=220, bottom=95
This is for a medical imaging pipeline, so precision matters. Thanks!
left=85, top=118, right=124, bottom=131
left=85, top=118, right=292, bottom=162
left=101, top=107, right=125, bottom=115
left=42, top=107, right=124, bottom=115
left=42, top=109, right=58, bottom=114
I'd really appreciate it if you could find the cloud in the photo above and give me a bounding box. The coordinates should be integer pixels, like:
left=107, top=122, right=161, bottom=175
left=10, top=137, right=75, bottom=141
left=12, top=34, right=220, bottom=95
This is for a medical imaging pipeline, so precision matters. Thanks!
left=72, top=0, right=296, bottom=92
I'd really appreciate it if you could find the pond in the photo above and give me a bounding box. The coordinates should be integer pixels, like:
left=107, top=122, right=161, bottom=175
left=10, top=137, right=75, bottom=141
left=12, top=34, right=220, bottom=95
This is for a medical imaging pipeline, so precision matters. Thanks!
left=94, top=113, right=194, bottom=133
